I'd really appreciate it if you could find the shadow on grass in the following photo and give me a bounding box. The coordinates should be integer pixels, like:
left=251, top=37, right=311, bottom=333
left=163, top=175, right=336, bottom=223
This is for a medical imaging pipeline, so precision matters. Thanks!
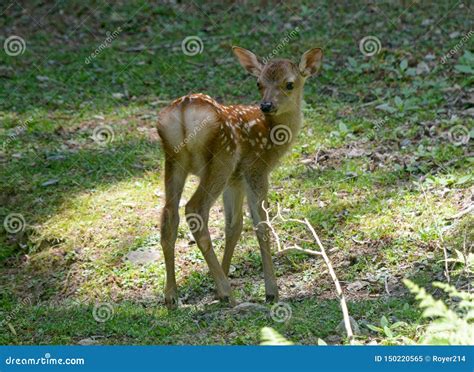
left=0, top=134, right=164, bottom=300
left=0, top=289, right=425, bottom=345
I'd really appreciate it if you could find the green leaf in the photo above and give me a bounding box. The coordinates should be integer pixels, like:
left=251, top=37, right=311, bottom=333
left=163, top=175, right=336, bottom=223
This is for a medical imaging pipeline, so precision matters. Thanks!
left=391, top=321, right=406, bottom=329
left=383, top=325, right=394, bottom=338
left=394, top=96, right=403, bottom=108
left=454, top=65, right=474, bottom=74
left=338, top=121, right=348, bottom=132
left=455, top=174, right=472, bottom=185
left=317, top=338, right=327, bottom=346
left=7, top=323, right=17, bottom=336
left=375, top=103, right=397, bottom=113
left=380, top=315, right=389, bottom=328
left=459, top=50, right=474, bottom=64
left=366, top=324, right=383, bottom=333
left=400, top=59, right=408, bottom=71
left=406, top=67, right=417, bottom=76
left=260, top=327, right=293, bottom=345
left=347, top=57, right=358, bottom=67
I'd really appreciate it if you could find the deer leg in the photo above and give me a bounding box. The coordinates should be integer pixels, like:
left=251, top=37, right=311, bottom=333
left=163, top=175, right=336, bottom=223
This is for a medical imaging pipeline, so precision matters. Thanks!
left=185, top=166, right=235, bottom=304
left=161, top=159, right=187, bottom=309
left=245, top=173, right=279, bottom=302
left=221, top=180, right=245, bottom=276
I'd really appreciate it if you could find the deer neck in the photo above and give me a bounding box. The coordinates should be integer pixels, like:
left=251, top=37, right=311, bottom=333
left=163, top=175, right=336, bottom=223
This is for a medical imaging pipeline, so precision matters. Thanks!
left=266, top=94, right=304, bottom=141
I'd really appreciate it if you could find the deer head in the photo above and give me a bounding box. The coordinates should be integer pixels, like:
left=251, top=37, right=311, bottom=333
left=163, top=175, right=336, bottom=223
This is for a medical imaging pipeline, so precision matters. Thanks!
left=232, top=46, right=323, bottom=116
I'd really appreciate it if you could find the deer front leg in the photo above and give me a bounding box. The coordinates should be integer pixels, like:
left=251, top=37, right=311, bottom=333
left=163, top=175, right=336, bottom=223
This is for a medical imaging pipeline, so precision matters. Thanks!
left=245, top=173, right=279, bottom=302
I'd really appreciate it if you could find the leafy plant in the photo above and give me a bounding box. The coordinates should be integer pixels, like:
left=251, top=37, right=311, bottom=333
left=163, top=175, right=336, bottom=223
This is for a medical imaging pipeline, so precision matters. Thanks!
left=404, top=279, right=474, bottom=345
left=366, top=315, right=411, bottom=344
left=455, top=50, right=474, bottom=74
left=260, top=327, right=293, bottom=346
left=445, top=249, right=474, bottom=276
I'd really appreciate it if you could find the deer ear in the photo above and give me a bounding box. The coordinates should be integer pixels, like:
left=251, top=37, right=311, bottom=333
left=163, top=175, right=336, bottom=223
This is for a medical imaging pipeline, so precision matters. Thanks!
left=232, top=46, right=263, bottom=77
left=299, top=48, right=323, bottom=77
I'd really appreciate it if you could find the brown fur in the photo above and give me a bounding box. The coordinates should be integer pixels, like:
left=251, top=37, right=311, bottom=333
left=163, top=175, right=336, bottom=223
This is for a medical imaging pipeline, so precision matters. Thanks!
left=157, top=47, right=323, bottom=308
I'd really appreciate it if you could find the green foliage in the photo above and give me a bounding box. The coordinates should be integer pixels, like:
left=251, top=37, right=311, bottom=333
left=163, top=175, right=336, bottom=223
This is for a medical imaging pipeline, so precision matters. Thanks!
left=404, top=280, right=474, bottom=345
left=446, top=250, right=474, bottom=276
left=1, top=0, right=472, bottom=346
left=366, top=315, right=412, bottom=344
left=455, top=50, right=474, bottom=74
left=260, top=327, right=293, bottom=346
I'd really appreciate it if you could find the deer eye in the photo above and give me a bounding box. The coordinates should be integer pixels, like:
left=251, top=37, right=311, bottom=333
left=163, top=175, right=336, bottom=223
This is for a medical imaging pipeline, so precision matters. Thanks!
left=286, top=82, right=294, bottom=90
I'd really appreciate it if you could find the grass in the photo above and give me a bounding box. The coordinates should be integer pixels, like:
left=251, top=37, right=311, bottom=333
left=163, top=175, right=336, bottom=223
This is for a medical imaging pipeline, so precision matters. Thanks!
left=0, top=1, right=473, bottom=345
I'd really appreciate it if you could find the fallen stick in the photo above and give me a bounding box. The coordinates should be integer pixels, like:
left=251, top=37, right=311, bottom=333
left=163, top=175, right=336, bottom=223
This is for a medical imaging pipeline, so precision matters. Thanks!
left=260, top=203, right=354, bottom=341
left=445, top=204, right=473, bottom=220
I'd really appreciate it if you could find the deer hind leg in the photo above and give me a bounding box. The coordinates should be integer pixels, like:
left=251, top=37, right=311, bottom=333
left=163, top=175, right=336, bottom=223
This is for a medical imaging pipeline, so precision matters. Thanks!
left=185, top=160, right=235, bottom=304
left=161, top=158, right=187, bottom=309
left=245, top=173, right=279, bottom=302
left=221, top=179, right=244, bottom=277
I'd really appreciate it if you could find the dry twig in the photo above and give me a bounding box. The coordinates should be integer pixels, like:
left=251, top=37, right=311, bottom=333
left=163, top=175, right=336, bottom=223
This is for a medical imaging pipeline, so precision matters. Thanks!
left=260, top=203, right=354, bottom=340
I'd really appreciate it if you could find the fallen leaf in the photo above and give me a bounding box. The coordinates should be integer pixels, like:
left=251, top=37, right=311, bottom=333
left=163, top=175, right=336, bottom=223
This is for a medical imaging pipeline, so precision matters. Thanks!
left=77, top=338, right=99, bottom=345
left=416, top=61, right=430, bottom=75
left=347, top=280, right=370, bottom=291
left=347, top=148, right=369, bottom=158
left=336, top=316, right=361, bottom=336
left=449, top=31, right=461, bottom=39
left=41, top=179, right=59, bottom=187
left=7, top=323, right=17, bottom=335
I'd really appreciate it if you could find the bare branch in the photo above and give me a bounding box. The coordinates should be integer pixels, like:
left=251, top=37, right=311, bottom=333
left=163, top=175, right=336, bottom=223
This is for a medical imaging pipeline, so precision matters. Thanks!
left=262, top=203, right=354, bottom=340
left=275, top=245, right=322, bottom=257
left=259, top=202, right=282, bottom=252
left=445, top=204, right=473, bottom=220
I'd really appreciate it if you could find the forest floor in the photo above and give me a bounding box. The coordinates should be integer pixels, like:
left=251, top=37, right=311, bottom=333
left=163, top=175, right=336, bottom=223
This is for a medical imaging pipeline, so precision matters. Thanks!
left=0, top=0, right=472, bottom=345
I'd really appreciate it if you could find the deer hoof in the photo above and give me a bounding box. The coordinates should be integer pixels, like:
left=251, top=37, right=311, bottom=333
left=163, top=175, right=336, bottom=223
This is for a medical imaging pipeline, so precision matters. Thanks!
left=265, top=294, right=279, bottom=303
left=165, top=296, right=178, bottom=310
left=219, top=295, right=236, bottom=307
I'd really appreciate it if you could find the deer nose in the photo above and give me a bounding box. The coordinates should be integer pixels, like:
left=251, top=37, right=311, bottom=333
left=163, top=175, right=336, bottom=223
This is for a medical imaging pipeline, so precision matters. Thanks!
left=260, top=101, right=274, bottom=113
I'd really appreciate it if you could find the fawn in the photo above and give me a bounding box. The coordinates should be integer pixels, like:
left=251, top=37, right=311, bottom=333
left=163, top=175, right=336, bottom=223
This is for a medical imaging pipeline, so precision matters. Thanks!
left=157, top=46, right=323, bottom=308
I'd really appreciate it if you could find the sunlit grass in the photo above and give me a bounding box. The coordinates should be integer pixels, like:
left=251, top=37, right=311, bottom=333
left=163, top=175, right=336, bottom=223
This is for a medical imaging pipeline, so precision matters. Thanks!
left=1, top=0, right=472, bottom=345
